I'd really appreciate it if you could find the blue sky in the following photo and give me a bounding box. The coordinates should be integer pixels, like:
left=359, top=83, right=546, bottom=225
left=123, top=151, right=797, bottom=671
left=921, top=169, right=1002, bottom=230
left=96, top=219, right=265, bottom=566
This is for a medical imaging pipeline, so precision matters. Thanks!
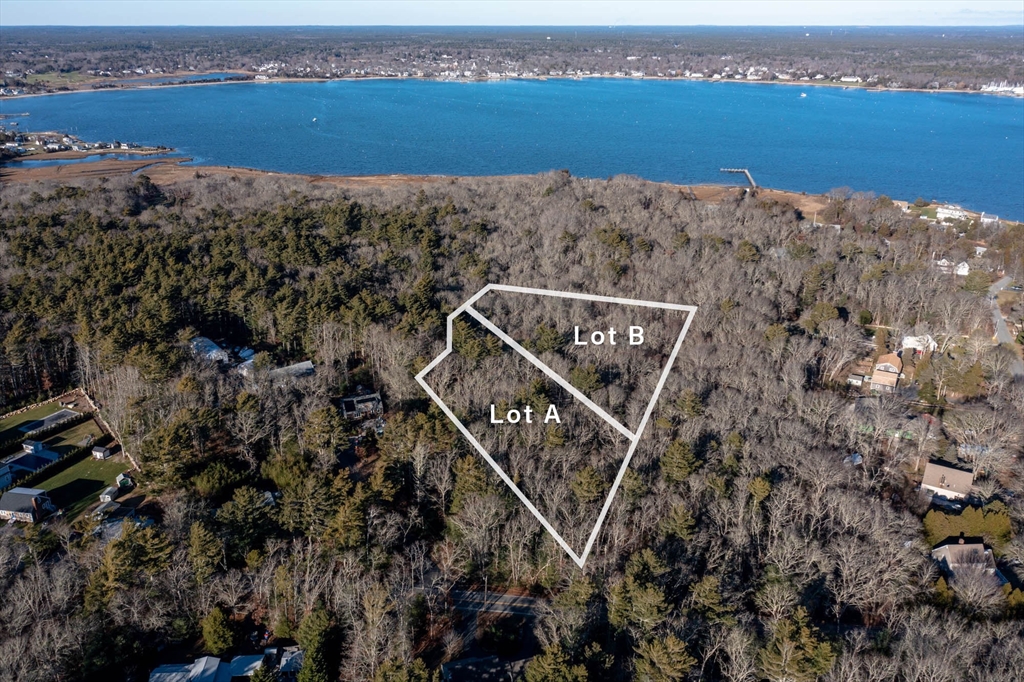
left=2, top=1, right=1022, bottom=27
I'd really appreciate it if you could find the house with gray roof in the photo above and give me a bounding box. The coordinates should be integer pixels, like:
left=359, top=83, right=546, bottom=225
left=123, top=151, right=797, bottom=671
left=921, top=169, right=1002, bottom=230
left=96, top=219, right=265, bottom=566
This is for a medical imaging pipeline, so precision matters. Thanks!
left=931, top=535, right=1007, bottom=585
left=0, top=487, right=56, bottom=523
left=148, top=647, right=303, bottom=682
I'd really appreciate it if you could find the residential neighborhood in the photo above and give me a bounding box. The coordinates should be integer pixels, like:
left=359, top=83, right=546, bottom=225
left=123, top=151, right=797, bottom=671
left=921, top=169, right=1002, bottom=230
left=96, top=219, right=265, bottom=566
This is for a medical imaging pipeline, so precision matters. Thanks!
left=0, top=390, right=133, bottom=523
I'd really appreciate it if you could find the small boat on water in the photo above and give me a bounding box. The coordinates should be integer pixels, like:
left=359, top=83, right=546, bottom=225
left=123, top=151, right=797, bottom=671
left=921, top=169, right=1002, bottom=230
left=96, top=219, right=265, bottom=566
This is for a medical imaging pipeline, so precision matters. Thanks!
left=800, top=93, right=807, bottom=98
left=312, top=117, right=317, bottom=122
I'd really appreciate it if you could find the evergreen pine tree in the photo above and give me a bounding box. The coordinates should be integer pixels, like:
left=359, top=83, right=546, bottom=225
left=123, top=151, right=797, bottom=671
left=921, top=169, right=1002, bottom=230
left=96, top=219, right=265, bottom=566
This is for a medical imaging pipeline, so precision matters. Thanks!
left=659, top=504, right=695, bottom=540
left=757, top=607, right=835, bottom=682
left=250, top=665, right=279, bottom=682
left=661, top=440, right=698, bottom=484
left=525, top=644, right=588, bottom=682
left=201, top=606, right=234, bottom=655
left=188, top=520, right=223, bottom=585
left=633, top=635, right=697, bottom=682
left=296, top=604, right=332, bottom=682
left=450, top=455, right=492, bottom=513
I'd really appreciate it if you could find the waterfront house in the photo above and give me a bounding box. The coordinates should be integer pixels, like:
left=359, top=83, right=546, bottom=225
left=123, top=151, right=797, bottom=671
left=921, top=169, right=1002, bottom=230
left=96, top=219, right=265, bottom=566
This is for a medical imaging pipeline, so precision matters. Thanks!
left=936, top=204, right=969, bottom=221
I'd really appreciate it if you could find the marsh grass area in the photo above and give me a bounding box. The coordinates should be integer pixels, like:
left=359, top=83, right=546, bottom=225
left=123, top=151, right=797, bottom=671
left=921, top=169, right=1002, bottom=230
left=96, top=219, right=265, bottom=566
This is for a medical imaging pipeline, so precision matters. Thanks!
left=25, top=71, right=94, bottom=85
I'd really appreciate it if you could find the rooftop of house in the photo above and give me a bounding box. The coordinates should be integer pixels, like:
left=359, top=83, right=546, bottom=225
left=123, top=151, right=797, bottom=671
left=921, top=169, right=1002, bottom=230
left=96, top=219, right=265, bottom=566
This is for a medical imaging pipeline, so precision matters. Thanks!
left=921, top=461, right=974, bottom=495
left=22, top=439, right=59, bottom=457
left=189, top=336, right=226, bottom=359
left=149, top=655, right=221, bottom=682
left=870, top=372, right=899, bottom=388
left=3, top=452, right=53, bottom=472
left=0, top=487, right=50, bottom=513
left=901, top=334, right=937, bottom=351
left=931, top=536, right=1006, bottom=585
left=931, top=538, right=997, bottom=571
left=279, top=649, right=304, bottom=672
left=148, top=647, right=303, bottom=682
left=268, top=360, right=315, bottom=380
left=875, top=353, right=903, bottom=372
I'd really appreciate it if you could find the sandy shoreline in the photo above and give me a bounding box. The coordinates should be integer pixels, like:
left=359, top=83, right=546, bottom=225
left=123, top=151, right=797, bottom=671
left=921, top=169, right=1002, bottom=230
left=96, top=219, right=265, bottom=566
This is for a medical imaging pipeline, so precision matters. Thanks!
left=18, top=147, right=173, bottom=161
left=2, top=71, right=1021, bottom=101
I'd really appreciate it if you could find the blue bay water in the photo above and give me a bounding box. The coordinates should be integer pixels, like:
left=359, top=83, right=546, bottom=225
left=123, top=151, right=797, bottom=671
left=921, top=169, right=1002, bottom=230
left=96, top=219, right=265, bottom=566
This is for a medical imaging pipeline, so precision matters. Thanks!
left=3, top=79, right=1023, bottom=219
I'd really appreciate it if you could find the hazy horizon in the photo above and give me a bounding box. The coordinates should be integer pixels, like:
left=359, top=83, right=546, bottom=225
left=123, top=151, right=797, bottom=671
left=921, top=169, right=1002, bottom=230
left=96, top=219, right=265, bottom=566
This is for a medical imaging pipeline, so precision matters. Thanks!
left=3, top=0, right=1022, bottom=28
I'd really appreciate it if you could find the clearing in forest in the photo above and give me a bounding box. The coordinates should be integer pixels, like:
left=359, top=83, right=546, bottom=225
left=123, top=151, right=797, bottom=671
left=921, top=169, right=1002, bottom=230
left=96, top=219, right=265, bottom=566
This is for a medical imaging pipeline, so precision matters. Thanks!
left=417, top=285, right=697, bottom=567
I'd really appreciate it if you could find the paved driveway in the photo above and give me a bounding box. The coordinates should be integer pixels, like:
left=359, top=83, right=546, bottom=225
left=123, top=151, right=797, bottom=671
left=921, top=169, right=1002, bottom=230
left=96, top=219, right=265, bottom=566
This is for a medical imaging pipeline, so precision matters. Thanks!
left=989, top=276, right=1024, bottom=377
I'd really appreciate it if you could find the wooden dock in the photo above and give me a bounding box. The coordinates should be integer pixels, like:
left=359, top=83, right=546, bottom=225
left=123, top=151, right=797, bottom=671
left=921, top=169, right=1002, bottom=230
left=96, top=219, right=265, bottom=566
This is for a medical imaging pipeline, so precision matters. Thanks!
left=720, top=168, right=757, bottom=188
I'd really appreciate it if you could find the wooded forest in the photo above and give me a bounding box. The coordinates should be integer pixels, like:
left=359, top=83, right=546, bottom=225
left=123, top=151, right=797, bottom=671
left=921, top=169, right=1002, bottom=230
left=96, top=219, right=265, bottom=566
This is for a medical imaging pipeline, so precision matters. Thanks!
left=0, top=171, right=1023, bottom=681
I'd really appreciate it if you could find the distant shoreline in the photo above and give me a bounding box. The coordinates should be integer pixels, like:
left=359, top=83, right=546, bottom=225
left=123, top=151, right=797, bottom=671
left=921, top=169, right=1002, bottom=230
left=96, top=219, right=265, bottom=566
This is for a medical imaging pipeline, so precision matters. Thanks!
left=3, top=71, right=1022, bottom=101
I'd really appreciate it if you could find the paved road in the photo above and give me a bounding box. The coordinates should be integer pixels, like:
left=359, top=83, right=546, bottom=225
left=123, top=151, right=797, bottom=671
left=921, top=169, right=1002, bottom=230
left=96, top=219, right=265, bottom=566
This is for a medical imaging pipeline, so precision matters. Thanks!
left=448, top=589, right=543, bottom=617
left=989, top=276, right=1024, bottom=377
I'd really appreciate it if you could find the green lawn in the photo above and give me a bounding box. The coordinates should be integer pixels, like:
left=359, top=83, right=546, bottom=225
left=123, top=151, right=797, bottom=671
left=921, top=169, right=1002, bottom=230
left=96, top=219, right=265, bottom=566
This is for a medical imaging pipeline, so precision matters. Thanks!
left=42, top=419, right=105, bottom=455
left=35, top=453, right=130, bottom=520
left=0, top=401, right=69, bottom=444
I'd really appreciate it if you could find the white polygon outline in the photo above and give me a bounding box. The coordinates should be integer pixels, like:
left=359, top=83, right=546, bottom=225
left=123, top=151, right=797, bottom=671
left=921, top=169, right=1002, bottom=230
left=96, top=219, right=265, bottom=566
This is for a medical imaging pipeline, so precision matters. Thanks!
left=415, top=284, right=697, bottom=567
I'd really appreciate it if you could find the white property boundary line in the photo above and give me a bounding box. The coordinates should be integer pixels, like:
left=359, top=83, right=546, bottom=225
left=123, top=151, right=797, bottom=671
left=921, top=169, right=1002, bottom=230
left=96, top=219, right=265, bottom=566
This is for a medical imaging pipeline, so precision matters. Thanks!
left=415, top=284, right=697, bottom=568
